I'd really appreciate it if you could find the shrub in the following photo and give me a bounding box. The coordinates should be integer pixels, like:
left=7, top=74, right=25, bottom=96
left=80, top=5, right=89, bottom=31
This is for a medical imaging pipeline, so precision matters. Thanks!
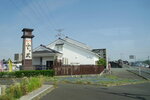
left=15, top=70, right=54, bottom=77
left=6, top=83, right=22, bottom=99
left=0, top=70, right=55, bottom=78
left=20, top=77, right=29, bottom=95
left=0, top=76, right=44, bottom=100
left=27, top=76, right=44, bottom=92
left=0, top=94, right=13, bottom=100
left=0, top=72, right=5, bottom=77
left=97, top=58, right=106, bottom=67
left=0, top=72, right=15, bottom=78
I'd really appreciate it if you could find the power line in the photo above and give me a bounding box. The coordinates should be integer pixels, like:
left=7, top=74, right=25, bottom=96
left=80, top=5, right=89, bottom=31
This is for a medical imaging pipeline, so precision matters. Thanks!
left=9, top=0, right=35, bottom=28
left=13, top=0, right=55, bottom=34
left=43, top=0, right=61, bottom=28
left=43, top=0, right=57, bottom=29
left=34, top=0, right=62, bottom=34
left=34, top=0, right=55, bottom=29
left=9, top=0, right=63, bottom=39
left=28, top=0, right=45, bottom=23
left=20, top=0, right=44, bottom=31
left=22, top=0, right=54, bottom=37
left=43, top=0, right=64, bottom=38
left=21, top=0, right=41, bottom=21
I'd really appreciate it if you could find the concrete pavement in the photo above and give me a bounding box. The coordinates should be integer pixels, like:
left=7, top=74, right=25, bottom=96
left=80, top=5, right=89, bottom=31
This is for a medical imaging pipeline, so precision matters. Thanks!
left=20, top=85, right=54, bottom=100
left=110, top=68, right=145, bottom=80
left=127, top=67, right=150, bottom=80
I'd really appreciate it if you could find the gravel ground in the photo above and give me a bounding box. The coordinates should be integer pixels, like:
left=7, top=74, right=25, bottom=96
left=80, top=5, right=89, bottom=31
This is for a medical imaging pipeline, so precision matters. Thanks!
left=0, top=78, right=21, bottom=85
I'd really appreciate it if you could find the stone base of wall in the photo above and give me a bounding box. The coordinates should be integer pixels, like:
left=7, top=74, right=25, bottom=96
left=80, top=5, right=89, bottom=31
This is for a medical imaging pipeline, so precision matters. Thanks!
left=22, top=60, right=34, bottom=70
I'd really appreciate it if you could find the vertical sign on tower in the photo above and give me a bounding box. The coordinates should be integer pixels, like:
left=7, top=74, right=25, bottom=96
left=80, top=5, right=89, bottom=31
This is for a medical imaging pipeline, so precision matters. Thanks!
left=21, top=28, right=34, bottom=70
left=25, top=38, right=32, bottom=59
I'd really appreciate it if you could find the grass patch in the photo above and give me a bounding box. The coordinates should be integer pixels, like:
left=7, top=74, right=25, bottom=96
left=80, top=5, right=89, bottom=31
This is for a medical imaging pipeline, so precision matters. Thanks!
left=97, top=75, right=149, bottom=86
left=46, top=75, right=149, bottom=87
left=103, top=75, right=118, bottom=80
left=0, top=76, right=45, bottom=100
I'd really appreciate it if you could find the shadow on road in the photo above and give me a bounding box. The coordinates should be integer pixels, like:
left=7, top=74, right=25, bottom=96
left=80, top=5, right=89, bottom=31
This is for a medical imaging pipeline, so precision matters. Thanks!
left=103, top=91, right=150, bottom=100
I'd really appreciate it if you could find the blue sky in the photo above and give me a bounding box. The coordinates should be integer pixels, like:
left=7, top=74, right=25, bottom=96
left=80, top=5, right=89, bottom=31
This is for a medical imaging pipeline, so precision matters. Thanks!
left=0, top=0, right=150, bottom=61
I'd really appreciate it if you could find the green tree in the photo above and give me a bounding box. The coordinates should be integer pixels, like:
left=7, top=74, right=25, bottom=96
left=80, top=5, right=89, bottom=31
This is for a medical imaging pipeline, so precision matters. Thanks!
left=143, top=60, right=150, bottom=65
left=97, top=58, right=106, bottom=67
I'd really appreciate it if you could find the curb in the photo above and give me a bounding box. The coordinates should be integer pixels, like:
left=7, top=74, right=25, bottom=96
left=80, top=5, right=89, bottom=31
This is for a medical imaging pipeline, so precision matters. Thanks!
left=104, top=81, right=150, bottom=87
left=99, top=69, right=105, bottom=76
left=20, top=85, right=54, bottom=100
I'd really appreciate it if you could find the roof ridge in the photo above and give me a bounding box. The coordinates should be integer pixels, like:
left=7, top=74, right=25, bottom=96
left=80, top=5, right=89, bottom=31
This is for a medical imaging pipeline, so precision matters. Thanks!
left=59, top=38, right=99, bottom=57
left=65, top=37, right=87, bottom=45
left=63, top=37, right=92, bottom=49
left=40, top=44, right=61, bottom=53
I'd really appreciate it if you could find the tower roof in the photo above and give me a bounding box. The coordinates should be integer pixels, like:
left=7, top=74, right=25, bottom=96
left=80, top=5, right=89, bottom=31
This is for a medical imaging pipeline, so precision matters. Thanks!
left=22, top=28, right=34, bottom=32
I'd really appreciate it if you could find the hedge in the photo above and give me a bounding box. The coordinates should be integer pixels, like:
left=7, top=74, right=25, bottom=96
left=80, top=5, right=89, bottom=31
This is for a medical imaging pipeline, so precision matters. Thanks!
left=0, top=70, right=54, bottom=78
left=0, top=72, right=15, bottom=78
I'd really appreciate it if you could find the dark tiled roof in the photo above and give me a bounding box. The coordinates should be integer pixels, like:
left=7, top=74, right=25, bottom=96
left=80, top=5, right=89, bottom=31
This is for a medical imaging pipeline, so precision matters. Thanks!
left=55, top=43, right=64, bottom=45
left=92, top=49, right=106, bottom=53
left=33, top=44, right=61, bottom=54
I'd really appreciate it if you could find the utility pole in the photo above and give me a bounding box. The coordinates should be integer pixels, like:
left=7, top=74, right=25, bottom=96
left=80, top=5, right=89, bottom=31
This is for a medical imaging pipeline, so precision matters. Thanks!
left=120, top=53, right=123, bottom=60
left=148, top=56, right=150, bottom=67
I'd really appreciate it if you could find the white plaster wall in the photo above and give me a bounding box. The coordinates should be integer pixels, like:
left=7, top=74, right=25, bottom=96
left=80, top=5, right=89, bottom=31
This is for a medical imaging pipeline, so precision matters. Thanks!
left=63, top=44, right=99, bottom=65
left=47, top=40, right=99, bottom=65
left=33, top=56, right=54, bottom=65
left=42, top=56, right=54, bottom=65
left=32, top=57, right=40, bottom=65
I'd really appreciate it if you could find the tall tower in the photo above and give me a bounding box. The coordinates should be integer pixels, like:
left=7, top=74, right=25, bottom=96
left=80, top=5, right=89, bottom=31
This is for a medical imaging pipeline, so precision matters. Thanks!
left=21, top=28, right=34, bottom=70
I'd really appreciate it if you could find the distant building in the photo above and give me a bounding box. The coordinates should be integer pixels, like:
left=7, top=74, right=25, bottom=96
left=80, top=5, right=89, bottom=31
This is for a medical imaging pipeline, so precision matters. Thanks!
left=92, top=49, right=106, bottom=59
left=129, top=55, right=135, bottom=59
left=14, top=53, right=22, bottom=63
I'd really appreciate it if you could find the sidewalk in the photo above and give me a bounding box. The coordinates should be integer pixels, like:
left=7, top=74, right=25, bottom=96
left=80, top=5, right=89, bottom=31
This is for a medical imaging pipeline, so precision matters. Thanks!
left=20, top=85, right=54, bottom=100
left=110, top=68, right=145, bottom=80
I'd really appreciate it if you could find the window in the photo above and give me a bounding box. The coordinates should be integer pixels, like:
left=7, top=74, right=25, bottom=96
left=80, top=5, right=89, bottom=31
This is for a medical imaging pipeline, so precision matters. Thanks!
left=63, top=57, right=68, bottom=65
left=55, top=44, right=63, bottom=52
left=56, top=45, right=62, bottom=51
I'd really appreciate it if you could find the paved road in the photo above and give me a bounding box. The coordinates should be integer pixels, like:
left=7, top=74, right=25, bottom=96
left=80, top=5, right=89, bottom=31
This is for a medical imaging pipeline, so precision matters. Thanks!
left=41, top=83, right=150, bottom=100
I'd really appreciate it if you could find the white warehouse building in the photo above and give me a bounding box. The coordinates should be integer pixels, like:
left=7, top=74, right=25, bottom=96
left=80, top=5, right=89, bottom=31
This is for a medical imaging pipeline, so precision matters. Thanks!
left=32, top=37, right=104, bottom=69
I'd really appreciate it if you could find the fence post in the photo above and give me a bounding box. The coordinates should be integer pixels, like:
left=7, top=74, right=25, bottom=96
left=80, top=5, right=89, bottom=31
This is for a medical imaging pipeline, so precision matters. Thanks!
left=139, top=67, right=141, bottom=75
left=71, top=66, right=72, bottom=77
left=0, top=86, right=1, bottom=95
